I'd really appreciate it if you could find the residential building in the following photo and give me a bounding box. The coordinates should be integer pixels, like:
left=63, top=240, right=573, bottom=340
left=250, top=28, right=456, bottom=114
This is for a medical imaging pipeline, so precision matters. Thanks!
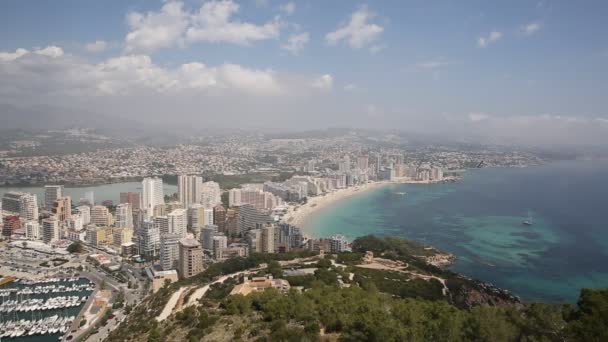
left=44, top=185, right=63, bottom=211
left=138, top=220, right=160, bottom=258
left=213, top=204, right=227, bottom=233
left=160, top=234, right=181, bottom=271
left=52, top=197, right=71, bottom=222
left=91, top=205, right=113, bottom=226
left=167, top=208, right=187, bottom=237
left=200, top=181, right=221, bottom=208
left=178, top=175, right=203, bottom=208
left=142, top=177, right=164, bottom=218
left=76, top=205, right=91, bottom=225
left=120, top=192, right=140, bottom=210
left=115, top=203, right=133, bottom=228
left=42, top=218, right=60, bottom=244
left=25, top=221, right=40, bottom=240
left=212, top=235, right=228, bottom=258
left=178, top=238, right=204, bottom=278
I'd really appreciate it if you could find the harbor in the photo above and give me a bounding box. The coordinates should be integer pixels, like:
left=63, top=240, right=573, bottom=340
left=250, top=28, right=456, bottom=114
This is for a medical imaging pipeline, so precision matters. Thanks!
left=0, top=277, right=95, bottom=341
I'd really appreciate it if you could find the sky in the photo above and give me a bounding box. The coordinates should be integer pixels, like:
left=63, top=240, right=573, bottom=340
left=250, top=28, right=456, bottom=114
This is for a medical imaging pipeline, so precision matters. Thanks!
left=0, top=0, right=607, bottom=147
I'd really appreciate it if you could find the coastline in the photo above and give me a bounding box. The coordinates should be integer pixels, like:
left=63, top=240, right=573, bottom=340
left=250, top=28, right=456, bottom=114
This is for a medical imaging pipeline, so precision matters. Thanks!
left=282, top=177, right=460, bottom=239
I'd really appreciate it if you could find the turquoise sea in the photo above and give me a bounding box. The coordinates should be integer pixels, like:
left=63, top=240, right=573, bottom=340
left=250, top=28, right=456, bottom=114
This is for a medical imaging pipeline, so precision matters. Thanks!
left=304, top=160, right=608, bottom=303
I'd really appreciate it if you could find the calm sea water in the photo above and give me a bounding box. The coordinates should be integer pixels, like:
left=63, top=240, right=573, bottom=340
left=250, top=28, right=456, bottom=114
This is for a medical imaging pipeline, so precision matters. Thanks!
left=304, top=160, right=608, bottom=303
left=0, top=182, right=177, bottom=206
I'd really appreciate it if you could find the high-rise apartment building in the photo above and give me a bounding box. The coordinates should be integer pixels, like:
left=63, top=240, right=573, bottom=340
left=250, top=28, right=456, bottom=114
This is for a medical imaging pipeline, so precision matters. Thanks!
left=42, top=218, right=60, bottom=244
left=25, top=221, right=40, bottom=240
left=200, top=181, right=221, bottom=208
left=160, top=234, right=181, bottom=271
left=153, top=216, right=169, bottom=235
left=188, top=204, right=205, bottom=230
left=178, top=238, right=204, bottom=278
left=1, top=192, right=38, bottom=220
left=90, top=205, right=113, bottom=226
left=167, top=208, right=187, bottom=237
left=141, top=177, right=164, bottom=218
left=261, top=224, right=275, bottom=253
left=52, top=196, right=71, bottom=222
left=115, top=203, right=133, bottom=228
left=212, top=235, right=228, bottom=258
left=120, top=192, right=140, bottom=210
left=178, top=175, right=203, bottom=208
left=44, top=185, right=63, bottom=211
left=138, top=220, right=160, bottom=258
left=213, top=204, right=227, bottom=233
left=75, top=206, right=91, bottom=225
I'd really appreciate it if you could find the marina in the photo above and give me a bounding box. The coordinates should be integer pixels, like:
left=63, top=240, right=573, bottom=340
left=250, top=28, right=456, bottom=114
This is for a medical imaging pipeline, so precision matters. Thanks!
left=0, top=277, right=95, bottom=341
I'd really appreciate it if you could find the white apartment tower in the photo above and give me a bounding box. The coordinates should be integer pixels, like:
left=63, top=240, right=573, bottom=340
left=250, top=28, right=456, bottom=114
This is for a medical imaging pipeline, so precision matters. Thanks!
left=20, top=193, right=38, bottom=221
left=167, top=208, right=188, bottom=237
left=177, top=175, right=203, bottom=208
left=115, top=203, right=133, bottom=228
left=200, top=181, right=221, bottom=208
left=25, top=221, right=40, bottom=240
left=160, top=234, right=181, bottom=271
left=142, top=177, right=164, bottom=218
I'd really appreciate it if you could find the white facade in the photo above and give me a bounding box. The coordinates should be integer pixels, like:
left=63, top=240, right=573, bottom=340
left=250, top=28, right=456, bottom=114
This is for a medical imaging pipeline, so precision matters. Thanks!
left=142, top=177, right=164, bottom=218
left=212, top=235, right=228, bottom=258
left=19, top=193, right=38, bottom=221
left=201, top=181, right=221, bottom=208
left=115, top=203, right=133, bottom=228
left=177, top=175, right=203, bottom=208
left=68, top=214, right=84, bottom=231
left=76, top=206, right=91, bottom=225
left=160, top=234, right=181, bottom=271
left=25, top=221, right=40, bottom=240
left=167, top=208, right=188, bottom=237
left=138, top=220, right=160, bottom=257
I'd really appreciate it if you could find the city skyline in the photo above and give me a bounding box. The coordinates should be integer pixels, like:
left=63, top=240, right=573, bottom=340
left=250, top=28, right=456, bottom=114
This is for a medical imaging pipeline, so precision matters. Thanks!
left=0, top=0, right=607, bottom=147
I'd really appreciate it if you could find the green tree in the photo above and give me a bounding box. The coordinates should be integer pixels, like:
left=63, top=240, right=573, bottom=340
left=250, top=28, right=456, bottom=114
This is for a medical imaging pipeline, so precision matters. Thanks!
left=567, top=288, right=608, bottom=342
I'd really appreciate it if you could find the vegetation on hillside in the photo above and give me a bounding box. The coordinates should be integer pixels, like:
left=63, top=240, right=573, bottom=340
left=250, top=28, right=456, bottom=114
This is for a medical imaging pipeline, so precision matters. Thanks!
left=107, top=236, right=608, bottom=342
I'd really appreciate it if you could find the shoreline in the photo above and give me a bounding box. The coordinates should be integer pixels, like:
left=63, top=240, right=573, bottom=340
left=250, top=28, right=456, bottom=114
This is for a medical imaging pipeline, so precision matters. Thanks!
left=282, top=177, right=460, bottom=239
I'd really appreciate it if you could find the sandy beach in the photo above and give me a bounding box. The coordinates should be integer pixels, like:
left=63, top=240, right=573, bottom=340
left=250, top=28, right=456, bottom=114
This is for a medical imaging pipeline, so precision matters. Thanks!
left=281, top=177, right=459, bottom=239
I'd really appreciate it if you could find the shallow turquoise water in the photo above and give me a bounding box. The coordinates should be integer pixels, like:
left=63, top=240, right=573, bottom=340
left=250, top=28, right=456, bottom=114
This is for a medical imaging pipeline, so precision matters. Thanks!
left=304, top=160, right=608, bottom=303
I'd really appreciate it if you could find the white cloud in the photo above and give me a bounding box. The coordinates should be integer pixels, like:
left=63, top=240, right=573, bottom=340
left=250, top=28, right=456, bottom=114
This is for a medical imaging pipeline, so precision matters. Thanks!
left=478, top=31, right=503, bottom=48
left=523, top=22, right=542, bottom=35
left=0, top=46, right=286, bottom=97
left=35, top=46, right=64, bottom=58
left=125, top=0, right=281, bottom=52
left=0, top=48, right=29, bottom=62
left=326, top=6, right=384, bottom=49
left=125, top=1, right=189, bottom=52
left=185, top=0, right=281, bottom=45
left=281, top=32, right=309, bottom=54
left=468, top=112, right=489, bottom=122
left=279, top=2, right=296, bottom=15
left=311, top=74, right=333, bottom=90
left=85, top=40, right=109, bottom=53
left=0, top=46, right=64, bottom=62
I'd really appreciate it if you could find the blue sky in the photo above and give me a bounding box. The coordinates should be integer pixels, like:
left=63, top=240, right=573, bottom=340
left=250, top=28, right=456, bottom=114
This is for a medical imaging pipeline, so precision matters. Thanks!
left=0, top=0, right=607, bottom=146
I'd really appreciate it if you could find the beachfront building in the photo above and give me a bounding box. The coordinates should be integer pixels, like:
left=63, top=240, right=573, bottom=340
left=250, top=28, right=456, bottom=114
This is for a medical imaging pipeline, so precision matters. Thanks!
left=44, top=185, right=63, bottom=211
left=142, top=177, right=164, bottom=218
left=329, top=234, right=351, bottom=253
left=228, top=187, right=283, bottom=210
